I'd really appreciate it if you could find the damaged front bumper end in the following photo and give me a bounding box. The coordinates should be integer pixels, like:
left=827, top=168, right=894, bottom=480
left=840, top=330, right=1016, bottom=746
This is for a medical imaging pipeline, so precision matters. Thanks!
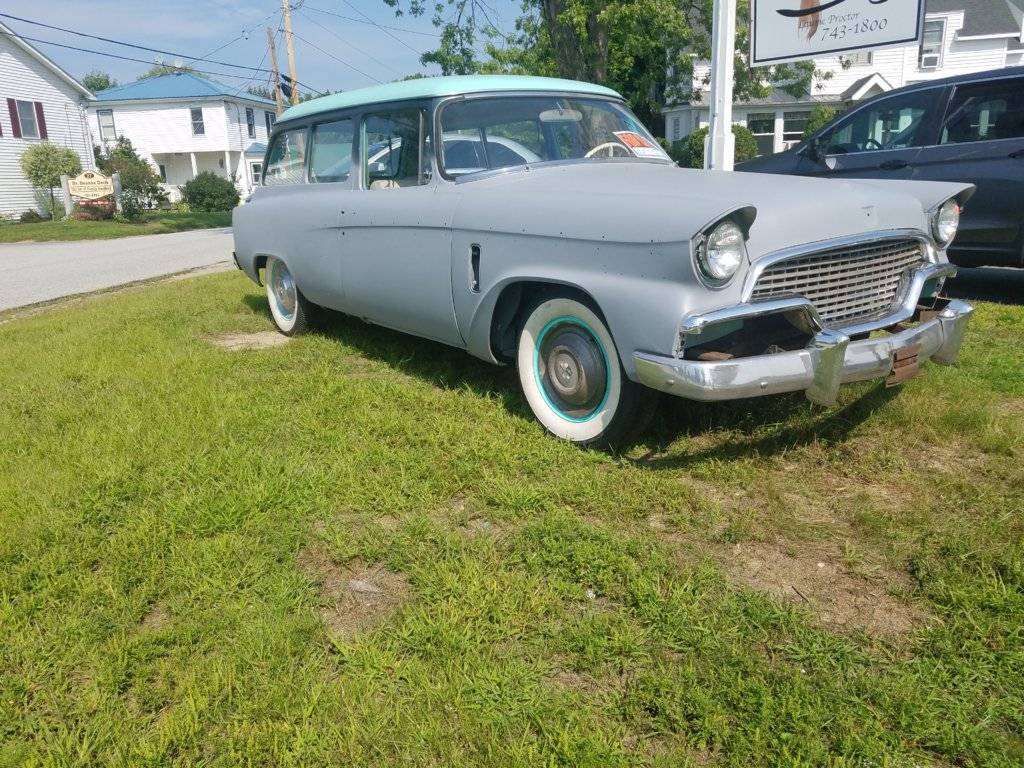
left=633, top=297, right=973, bottom=406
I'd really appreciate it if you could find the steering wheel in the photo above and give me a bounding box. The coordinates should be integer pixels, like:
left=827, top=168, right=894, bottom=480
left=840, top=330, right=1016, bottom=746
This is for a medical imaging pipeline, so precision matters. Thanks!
left=585, top=142, right=632, bottom=158
left=862, top=138, right=883, bottom=151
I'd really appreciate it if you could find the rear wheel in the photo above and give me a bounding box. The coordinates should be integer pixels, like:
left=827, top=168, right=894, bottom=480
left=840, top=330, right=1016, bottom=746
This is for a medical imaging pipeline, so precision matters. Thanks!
left=516, top=296, right=655, bottom=447
left=266, top=257, right=313, bottom=336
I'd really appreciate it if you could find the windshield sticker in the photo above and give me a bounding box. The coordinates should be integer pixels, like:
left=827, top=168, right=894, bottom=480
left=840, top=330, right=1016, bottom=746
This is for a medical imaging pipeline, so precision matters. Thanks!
left=613, top=131, right=666, bottom=159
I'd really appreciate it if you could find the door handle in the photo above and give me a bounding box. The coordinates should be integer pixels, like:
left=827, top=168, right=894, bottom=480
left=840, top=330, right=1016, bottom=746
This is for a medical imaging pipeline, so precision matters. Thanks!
left=879, top=159, right=909, bottom=170
left=1009, top=149, right=1024, bottom=159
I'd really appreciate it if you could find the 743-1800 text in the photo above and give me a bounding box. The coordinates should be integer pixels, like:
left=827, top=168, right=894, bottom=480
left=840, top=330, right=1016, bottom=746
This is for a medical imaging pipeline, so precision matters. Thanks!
left=819, top=17, right=889, bottom=40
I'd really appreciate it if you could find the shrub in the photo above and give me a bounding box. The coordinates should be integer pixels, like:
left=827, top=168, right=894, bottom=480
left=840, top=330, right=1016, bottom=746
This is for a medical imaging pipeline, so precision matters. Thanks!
left=19, top=209, right=45, bottom=224
left=73, top=199, right=115, bottom=220
left=673, top=125, right=759, bottom=168
left=181, top=171, right=239, bottom=212
left=95, top=137, right=167, bottom=218
left=20, top=142, right=82, bottom=212
left=803, top=105, right=840, bottom=139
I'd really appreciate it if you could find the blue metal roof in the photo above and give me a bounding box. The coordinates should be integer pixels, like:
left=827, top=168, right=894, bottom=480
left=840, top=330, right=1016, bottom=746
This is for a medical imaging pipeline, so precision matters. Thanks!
left=279, top=75, right=623, bottom=122
left=93, top=72, right=275, bottom=105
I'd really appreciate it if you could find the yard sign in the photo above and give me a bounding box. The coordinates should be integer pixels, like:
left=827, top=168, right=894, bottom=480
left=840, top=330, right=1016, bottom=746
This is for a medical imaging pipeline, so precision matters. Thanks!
left=750, top=0, right=924, bottom=66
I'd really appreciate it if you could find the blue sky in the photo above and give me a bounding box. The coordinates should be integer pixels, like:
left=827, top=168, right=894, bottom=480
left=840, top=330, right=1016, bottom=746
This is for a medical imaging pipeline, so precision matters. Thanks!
left=4, top=0, right=522, bottom=94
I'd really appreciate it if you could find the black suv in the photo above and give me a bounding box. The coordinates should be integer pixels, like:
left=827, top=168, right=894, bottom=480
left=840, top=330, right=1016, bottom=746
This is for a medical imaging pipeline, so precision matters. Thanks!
left=738, top=67, right=1024, bottom=268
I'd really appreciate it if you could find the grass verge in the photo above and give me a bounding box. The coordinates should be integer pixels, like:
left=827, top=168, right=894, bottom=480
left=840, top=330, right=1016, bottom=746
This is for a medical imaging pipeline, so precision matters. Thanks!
left=0, top=211, right=231, bottom=243
left=0, top=272, right=1021, bottom=766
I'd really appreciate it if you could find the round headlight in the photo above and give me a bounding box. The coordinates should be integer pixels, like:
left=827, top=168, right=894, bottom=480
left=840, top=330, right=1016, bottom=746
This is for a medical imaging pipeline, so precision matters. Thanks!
left=699, top=220, right=745, bottom=283
left=932, top=199, right=960, bottom=247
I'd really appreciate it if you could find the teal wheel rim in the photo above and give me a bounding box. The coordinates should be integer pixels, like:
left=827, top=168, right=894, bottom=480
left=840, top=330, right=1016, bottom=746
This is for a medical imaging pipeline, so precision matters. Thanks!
left=532, top=315, right=611, bottom=423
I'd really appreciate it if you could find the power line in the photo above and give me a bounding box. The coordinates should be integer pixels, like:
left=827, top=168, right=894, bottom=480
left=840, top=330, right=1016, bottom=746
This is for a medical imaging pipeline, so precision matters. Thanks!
left=290, top=31, right=381, bottom=83
left=0, top=12, right=274, bottom=74
left=337, top=0, right=423, bottom=56
left=186, top=9, right=280, bottom=68
left=297, top=8, right=401, bottom=78
left=302, top=3, right=439, bottom=38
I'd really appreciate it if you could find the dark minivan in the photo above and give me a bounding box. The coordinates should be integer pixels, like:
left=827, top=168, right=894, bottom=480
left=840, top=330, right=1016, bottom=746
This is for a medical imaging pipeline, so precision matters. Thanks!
left=738, top=67, right=1024, bottom=268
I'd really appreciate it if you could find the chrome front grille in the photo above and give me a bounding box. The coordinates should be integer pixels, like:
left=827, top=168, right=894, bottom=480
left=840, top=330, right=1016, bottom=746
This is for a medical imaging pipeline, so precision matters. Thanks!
left=750, top=238, right=925, bottom=328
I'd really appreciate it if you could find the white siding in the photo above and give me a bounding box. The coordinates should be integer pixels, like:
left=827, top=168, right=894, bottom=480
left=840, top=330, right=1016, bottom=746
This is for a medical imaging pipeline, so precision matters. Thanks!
left=0, top=32, right=93, bottom=218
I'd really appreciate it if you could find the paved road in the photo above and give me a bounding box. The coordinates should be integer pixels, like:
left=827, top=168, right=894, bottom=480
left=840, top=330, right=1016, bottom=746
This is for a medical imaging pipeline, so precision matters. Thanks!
left=0, top=227, right=234, bottom=311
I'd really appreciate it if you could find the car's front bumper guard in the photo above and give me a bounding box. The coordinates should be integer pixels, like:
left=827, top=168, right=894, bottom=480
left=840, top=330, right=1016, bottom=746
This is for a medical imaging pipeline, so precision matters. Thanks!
left=633, top=298, right=973, bottom=406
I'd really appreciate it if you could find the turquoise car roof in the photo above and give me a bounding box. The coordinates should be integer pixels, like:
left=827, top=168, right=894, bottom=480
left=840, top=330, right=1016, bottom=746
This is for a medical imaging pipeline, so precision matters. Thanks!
left=279, top=75, right=623, bottom=122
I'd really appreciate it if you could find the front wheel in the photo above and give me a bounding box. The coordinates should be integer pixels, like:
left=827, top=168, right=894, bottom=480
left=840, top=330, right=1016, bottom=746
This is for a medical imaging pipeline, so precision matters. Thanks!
left=516, top=296, right=656, bottom=448
left=265, top=257, right=313, bottom=336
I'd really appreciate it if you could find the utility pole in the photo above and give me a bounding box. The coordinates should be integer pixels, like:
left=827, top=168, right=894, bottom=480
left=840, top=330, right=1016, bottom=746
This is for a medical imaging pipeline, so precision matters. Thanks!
left=704, top=0, right=736, bottom=171
left=266, top=27, right=285, bottom=115
left=281, top=0, right=300, bottom=105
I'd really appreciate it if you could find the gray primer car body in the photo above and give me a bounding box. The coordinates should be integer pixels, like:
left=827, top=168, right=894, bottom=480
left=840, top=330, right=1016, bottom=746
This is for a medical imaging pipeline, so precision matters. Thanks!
left=232, top=76, right=975, bottom=413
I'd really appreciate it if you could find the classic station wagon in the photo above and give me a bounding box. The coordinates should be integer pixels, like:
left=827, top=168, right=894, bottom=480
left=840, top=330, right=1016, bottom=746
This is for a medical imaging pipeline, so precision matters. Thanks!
left=232, top=75, right=974, bottom=446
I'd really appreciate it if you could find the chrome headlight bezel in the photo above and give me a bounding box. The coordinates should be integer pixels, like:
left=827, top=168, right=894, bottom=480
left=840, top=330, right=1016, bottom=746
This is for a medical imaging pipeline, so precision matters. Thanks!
left=695, top=219, right=747, bottom=287
left=931, top=198, right=960, bottom=248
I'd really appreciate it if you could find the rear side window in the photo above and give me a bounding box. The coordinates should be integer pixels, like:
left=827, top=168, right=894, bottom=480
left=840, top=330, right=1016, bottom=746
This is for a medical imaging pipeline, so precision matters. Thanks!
left=310, top=118, right=354, bottom=183
left=941, top=79, right=1024, bottom=144
left=263, top=128, right=308, bottom=186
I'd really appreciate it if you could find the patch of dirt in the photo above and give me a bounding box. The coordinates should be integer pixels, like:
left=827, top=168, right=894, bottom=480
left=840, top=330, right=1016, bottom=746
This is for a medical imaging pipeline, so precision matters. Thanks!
left=207, top=331, right=291, bottom=351
left=296, top=545, right=410, bottom=640
left=139, top=602, right=169, bottom=631
left=723, top=541, right=927, bottom=637
left=463, top=517, right=501, bottom=536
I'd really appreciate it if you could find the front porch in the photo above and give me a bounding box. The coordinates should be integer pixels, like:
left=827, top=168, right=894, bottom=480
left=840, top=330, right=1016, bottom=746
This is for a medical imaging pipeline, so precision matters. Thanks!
left=152, top=150, right=255, bottom=202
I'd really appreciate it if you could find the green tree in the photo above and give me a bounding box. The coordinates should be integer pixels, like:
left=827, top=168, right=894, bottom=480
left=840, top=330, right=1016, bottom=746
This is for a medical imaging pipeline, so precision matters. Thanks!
left=672, top=124, right=758, bottom=168
left=138, top=63, right=196, bottom=80
left=19, top=142, right=82, bottom=216
left=181, top=171, right=239, bottom=212
left=802, top=104, right=839, bottom=139
left=81, top=70, right=118, bottom=93
left=94, top=137, right=167, bottom=218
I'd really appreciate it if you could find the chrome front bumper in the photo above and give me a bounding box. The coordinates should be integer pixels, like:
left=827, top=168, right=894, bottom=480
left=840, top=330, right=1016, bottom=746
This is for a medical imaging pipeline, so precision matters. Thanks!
left=633, top=299, right=973, bottom=406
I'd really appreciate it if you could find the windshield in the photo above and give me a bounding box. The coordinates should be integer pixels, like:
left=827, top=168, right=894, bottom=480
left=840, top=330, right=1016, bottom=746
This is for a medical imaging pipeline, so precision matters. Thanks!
left=438, top=95, right=670, bottom=176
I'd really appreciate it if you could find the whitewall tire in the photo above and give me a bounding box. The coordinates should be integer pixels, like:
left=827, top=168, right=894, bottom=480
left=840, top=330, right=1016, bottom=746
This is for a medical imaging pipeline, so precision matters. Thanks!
left=516, top=296, right=655, bottom=447
left=266, top=257, right=312, bottom=336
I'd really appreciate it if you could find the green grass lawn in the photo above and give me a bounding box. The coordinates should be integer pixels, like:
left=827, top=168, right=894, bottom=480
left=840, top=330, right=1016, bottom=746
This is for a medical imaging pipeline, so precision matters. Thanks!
left=1, top=273, right=1021, bottom=767
left=0, top=211, right=231, bottom=243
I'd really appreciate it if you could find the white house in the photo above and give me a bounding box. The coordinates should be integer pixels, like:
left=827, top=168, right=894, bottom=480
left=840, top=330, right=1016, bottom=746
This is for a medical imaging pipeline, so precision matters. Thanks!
left=87, top=72, right=277, bottom=201
left=664, top=0, right=1024, bottom=156
left=0, top=21, right=94, bottom=219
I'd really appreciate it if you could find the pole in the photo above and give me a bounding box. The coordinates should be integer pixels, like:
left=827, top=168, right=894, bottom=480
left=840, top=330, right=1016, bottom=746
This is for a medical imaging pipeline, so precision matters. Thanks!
left=60, top=175, right=73, bottom=218
left=112, top=172, right=123, bottom=213
left=267, top=26, right=285, bottom=115
left=704, top=0, right=736, bottom=171
left=281, top=0, right=299, bottom=106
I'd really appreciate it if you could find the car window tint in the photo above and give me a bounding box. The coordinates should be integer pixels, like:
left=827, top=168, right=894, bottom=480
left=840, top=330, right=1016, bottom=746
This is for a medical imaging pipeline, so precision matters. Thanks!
left=941, top=79, right=1024, bottom=144
left=264, top=128, right=308, bottom=186
left=443, top=138, right=486, bottom=171
left=363, top=109, right=429, bottom=190
left=821, top=90, right=939, bottom=154
left=310, top=118, right=354, bottom=183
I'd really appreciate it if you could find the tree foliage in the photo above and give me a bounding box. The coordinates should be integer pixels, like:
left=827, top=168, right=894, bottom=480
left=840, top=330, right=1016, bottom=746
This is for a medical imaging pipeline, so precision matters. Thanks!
left=385, top=0, right=826, bottom=133
left=802, top=104, right=839, bottom=139
left=138, top=64, right=197, bottom=80
left=81, top=70, right=117, bottom=93
left=181, top=172, right=239, bottom=212
left=19, top=142, right=82, bottom=212
left=94, top=137, right=167, bottom=218
left=670, top=124, right=758, bottom=168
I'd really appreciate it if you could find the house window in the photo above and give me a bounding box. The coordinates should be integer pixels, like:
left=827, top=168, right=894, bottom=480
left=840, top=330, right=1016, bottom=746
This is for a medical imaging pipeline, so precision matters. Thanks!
left=672, top=116, right=680, bottom=140
left=919, top=18, right=945, bottom=69
left=246, top=107, right=255, bottom=138
left=250, top=162, right=263, bottom=183
left=158, top=164, right=167, bottom=182
left=843, top=51, right=873, bottom=66
left=265, top=111, right=275, bottom=135
left=15, top=100, right=39, bottom=139
left=190, top=107, right=205, bottom=136
left=97, top=109, right=116, bottom=141
left=747, top=112, right=776, bottom=156
left=783, top=111, right=811, bottom=143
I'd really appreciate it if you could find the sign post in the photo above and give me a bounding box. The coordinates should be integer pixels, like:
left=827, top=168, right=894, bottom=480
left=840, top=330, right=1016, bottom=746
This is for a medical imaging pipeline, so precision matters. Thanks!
left=704, top=0, right=737, bottom=171
left=60, top=174, right=73, bottom=218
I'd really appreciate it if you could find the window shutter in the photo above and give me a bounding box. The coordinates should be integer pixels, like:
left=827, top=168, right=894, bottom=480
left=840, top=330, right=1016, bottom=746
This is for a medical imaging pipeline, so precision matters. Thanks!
left=34, top=102, right=47, bottom=139
left=7, top=98, right=21, bottom=139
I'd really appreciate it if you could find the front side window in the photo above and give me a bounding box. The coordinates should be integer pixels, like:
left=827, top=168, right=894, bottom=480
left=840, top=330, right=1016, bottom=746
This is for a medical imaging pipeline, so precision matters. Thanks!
left=97, top=109, right=116, bottom=141
left=820, top=90, right=939, bottom=154
left=263, top=128, right=307, bottom=185
left=919, top=18, right=945, bottom=69
left=941, top=79, right=1024, bottom=144
left=362, top=109, right=430, bottom=189
left=191, top=107, right=205, bottom=136
left=310, top=118, right=354, bottom=183
left=16, top=100, right=39, bottom=139
left=246, top=107, right=256, bottom=138
left=438, top=96, right=669, bottom=177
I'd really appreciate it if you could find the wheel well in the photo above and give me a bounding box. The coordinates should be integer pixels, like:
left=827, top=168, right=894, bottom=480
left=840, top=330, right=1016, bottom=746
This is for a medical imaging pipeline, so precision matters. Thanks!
left=489, top=280, right=602, bottom=364
left=254, top=254, right=269, bottom=285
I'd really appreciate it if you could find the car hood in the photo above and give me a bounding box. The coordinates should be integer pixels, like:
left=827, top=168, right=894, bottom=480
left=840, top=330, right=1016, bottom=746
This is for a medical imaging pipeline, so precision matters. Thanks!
left=453, top=161, right=972, bottom=258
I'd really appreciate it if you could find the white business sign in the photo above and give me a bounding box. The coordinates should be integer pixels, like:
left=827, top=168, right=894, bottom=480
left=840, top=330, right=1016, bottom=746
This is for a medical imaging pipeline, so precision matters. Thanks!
left=750, top=0, right=924, bottom=66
